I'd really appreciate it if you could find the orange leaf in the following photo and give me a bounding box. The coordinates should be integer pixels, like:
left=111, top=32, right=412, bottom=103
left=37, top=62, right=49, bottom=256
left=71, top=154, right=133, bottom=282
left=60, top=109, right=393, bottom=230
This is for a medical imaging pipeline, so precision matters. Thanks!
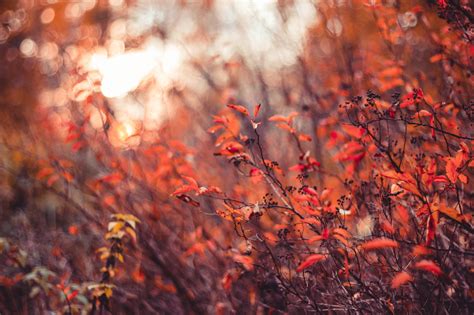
left=132, top=269, right=146, bottom=283
left=438, top=203, right=465, bottom=223
left=360, top=238, right=398, bottom=251
left=307, top=235, right=324, bottom=243
left=380, top=219, right=395, bottom=234
left=412, top=245, right=431, bottom=256
left=445, top=158, right=458, bottom=183
left=276, top=123, right=295, bottom=134
left=429, top=54, right=443, bottom=63
left=414, top=260, right=442, bottom=276
left=298, top=133, right=312, bottom=142
left=208, top=125, right=224, bottom=134
left=233, top=254, right=254, bottom=271
left=332, top=228, right=351, bottom=239
left=62, top=172, right=74, bottom=182
left=172, top=185, right=196, bottom=196
left=296, top=254, right=327, bottom=272
left=37, top=167, right=54, bottom=180
left=341, top=125, right=365, bottom=138
left=412, top=110, right=432, bottom=119
left=268, top=115, right=288, bottom=122
left=268, top=112, right=298, bottom=124
left=227, top=104, right=249, bottom=116
left=391, top=271, right=413, bottom=288
left=380, top=66, right=403, bottom=77
left=458, top=173, right=468, bottom=184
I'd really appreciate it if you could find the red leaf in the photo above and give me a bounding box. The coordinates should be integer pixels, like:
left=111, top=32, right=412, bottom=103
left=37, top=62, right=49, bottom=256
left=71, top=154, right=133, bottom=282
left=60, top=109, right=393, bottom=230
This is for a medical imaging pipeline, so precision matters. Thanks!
left=46, top=174, right=60, bottom=187
left=221, top=272, right=233, bottom=293
left=391, top=271, right=413, bottom=289
left=415, top=260, right=442, bottom=276
left=67, top=290, right=79, bottom=301
left=425, top=214, right=437, bottom=246
left=322, top=228, right=329, bottom=240
left=100, top=173, right=123, bottom=185
left=253, top=103, right=261, bottom=118
left=412, top=245, right=431, bottom=256
left=172, top=185, right=196, bottom=196
left=296, top=254, right=327, bottom=272
left=68, top=225, right=79, bottom=235
left=302, top=186, right=318, bottom=197
left=289, top=164, right=306, bottom=172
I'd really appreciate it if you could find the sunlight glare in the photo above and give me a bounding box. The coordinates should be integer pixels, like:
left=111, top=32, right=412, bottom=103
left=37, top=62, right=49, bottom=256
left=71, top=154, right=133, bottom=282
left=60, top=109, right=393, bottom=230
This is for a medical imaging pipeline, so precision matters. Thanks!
left=90, top=48, right=159, bottom=98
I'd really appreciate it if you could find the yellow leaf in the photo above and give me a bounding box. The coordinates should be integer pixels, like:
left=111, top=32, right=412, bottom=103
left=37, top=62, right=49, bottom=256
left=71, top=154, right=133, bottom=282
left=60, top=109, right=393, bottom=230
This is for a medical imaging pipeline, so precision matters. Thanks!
left=126, top=226, right=137, bottom=242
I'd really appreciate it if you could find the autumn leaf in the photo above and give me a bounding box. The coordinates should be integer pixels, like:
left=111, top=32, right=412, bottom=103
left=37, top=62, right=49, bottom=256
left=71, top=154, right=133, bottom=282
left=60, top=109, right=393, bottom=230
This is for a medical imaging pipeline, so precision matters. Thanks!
left=268, top=115, right=288, bottom=122
left=276, top=123, right=295, bottom=134
left=429, top=54, right=443, bottom=63
left=332, top=228, right=351, bottom=239
left=233, top=254, right=254, bottom=271
left=391, top=271, right=413, bottom=288
left=296, top=254, right=327, bottom=272
left=253, top=103, right=261, bottom=118
left=298, top=133, right=312, bottom=142
left=380, top=219, right=395, bottom=234
left=412, top=109, right=432, bottom=119
left=182, top=176, right=199, bottom=190
left=438, top=203, right=466, bottom=223
left=66, top=290, right=79, bottom=301
left=227, top=104, right=249, bottom=116
left=380, top=66, right=402, bottom=78
left=208, top=125, right=224, bottom=134
left=412, top=245, right=431, bottom=256
left=302, top=186, right=318, bottom=197
left=221, top=272, right=233, bottom=293
left=360, top=238, right=398, bottom=251
left=341, top=124, right=365, bottom=138
left=415, top=260, right=442, bottom=276
left=425, top=214, right=437, bottom=246
left=36, top=167, right=54, bottom=180
left=172, top=185, right=196, bottom=196
left=445, top=158, right=458, bottom=183
left=268, top=112, right=298, bottom=124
